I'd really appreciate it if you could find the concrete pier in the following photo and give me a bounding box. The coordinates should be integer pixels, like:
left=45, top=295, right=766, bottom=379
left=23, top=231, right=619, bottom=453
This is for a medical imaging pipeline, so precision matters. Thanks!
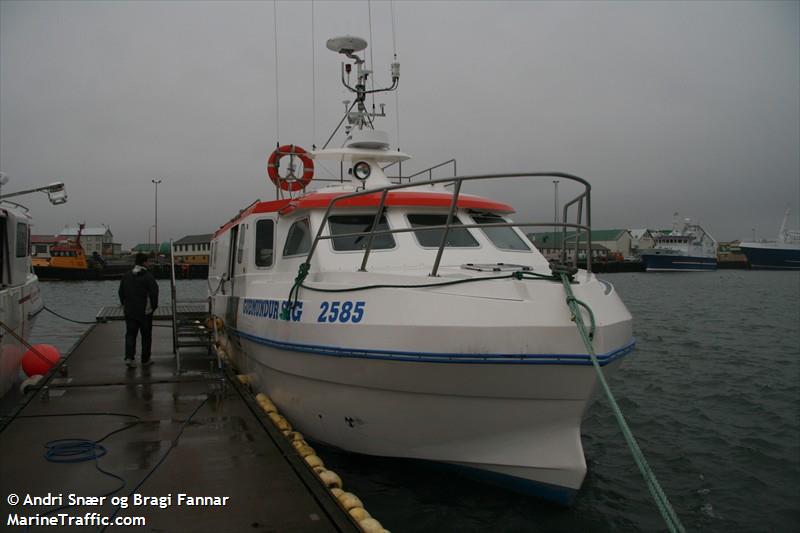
left=0, top=321, right=358, bottom=532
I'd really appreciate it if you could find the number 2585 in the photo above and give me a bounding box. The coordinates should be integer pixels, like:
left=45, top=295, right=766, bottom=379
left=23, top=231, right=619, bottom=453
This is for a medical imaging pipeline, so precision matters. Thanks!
left=317, top=301, right=366, bottom=323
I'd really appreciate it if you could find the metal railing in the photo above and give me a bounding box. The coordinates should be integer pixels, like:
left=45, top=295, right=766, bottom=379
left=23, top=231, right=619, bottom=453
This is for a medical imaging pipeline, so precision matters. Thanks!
left=303, top=172, right=593, bottom=276
left=383, top=158, right=457, bottom=183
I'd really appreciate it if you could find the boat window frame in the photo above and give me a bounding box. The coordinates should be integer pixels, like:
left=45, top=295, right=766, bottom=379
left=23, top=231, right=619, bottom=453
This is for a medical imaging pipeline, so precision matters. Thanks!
left=326, top=212, right=397, bottom=254
left=226, top=224, right=239, bottom=284
left=282, top=217, right=312, bottom=258
left=469, top=212, right=532, bottom=252
left=16, top=222, right=28, bottom=258
left=236, top=224, right=247, bottom=265
left=405, top=212, right=481, bottom=249
left=254, top=217, right=276, bottom=269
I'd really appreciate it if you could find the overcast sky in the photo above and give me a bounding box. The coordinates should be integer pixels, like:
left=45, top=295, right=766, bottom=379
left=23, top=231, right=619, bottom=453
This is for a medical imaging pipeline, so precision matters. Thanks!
left=1, top=0, right=798, bottom=247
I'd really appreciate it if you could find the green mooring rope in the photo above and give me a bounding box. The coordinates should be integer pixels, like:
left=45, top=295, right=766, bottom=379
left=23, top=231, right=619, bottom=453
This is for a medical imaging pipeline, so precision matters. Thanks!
left=280, top=262, right=311, bottom=320
left=279, top=264, right=561, bottom=320
left=559, top=272, right=685, bottom=533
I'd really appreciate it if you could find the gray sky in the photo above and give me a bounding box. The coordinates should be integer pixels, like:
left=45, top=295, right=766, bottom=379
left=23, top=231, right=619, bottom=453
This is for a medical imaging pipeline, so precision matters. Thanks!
left=1, top=0, right=798, bottom=247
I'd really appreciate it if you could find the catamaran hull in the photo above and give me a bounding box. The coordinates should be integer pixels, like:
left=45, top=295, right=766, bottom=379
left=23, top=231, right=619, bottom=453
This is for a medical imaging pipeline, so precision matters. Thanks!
left=227, top=330, right=630, bottom=504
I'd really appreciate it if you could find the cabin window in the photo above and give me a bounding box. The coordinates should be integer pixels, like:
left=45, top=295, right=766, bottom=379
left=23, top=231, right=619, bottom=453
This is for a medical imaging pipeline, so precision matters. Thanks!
left=471, top=213, right=530, bottom=251
left=255, top=219, right=275, bottom=267
left=283, top=219, right=311, bottom=257
left=16, top=223, right=28, bottom=257
left=408, top=214, right=478, bottom=248
left=328, top=214, right=395, bottom=251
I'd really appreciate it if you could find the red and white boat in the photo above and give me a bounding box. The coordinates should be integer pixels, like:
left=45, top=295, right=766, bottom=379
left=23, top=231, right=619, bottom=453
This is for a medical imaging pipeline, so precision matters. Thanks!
left=209, top=36, right=633, bottom=504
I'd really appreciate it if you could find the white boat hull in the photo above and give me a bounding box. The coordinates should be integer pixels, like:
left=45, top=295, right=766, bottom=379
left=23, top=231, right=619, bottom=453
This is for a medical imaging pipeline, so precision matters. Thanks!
left=214, top=271, right=633, bottom=503
left=0, top=273, right=43, bottom=397
left=230, top=339, right=626, bottom=503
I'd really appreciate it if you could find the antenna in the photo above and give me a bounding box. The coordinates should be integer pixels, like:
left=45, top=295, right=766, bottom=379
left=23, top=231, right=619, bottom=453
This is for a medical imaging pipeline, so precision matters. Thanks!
left=325, top=35, right=399, bottom=134
left=326, top=35, right=367, bottom=55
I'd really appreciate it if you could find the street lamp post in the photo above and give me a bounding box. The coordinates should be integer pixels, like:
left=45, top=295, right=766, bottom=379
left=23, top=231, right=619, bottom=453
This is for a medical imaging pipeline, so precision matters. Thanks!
left=152, top=179, right=162, bottom=254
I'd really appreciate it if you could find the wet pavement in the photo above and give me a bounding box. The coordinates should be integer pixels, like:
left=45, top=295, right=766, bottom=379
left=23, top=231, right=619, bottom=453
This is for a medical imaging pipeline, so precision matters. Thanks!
left=0, top=321, right=356, bottom=532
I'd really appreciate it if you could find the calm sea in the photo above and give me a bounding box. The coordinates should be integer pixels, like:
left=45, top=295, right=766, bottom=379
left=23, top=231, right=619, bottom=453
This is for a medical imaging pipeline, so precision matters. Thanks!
left=29, top=272, right=800, bottom=532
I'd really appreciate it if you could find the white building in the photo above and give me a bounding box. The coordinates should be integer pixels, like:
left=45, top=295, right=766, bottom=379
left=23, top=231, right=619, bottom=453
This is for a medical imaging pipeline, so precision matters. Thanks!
left=628, top=229, right=657, bottom=257
left=58, top=226, right=114, bottom=257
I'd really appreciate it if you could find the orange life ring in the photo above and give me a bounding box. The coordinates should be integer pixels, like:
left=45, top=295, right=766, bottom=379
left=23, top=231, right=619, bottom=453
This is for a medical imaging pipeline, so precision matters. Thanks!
left=267, top=145, right=314, bottom=191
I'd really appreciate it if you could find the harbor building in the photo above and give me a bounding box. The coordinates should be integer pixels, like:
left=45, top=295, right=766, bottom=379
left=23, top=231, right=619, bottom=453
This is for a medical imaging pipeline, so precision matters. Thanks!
left=528, top=229, right=633, bottom=261
left=30, top=234, right=58, bottom=259
left=628, top=229, right=657, bottom=257
left=173, top=234, right=213, bottom=265
left=588, top=229, right=634, bottom=259
left=527, top=232, right=611, bottom=262
left=58, top=225, right=120, bottom=256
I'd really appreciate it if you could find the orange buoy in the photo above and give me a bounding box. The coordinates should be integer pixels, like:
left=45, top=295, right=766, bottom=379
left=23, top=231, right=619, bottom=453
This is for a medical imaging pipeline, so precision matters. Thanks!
left=267, top=145, right=314, bottom=191
left=21, top=344, right=60, bottom=376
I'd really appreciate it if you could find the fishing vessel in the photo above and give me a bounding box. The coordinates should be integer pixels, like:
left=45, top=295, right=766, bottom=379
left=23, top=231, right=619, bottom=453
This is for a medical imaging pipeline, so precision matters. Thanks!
left=639, top=213, right=717, bottom=271
left=209, top=36, right=634, bottom=504
left=32, top=223, right=132, bottom=280
left=0, top=175, right=66, bottom=397
left=739, top=209, right=800, bottom=269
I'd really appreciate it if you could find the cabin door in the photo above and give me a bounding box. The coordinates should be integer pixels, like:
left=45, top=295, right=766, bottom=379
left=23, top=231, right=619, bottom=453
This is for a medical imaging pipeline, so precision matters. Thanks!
left=226, top=225, right=240, bottom=285
left=224, top=224, right=240, bottom=329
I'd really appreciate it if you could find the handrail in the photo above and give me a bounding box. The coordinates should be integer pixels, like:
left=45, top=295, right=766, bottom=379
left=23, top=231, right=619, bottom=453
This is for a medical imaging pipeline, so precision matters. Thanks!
left=383, top=158, right=457, bottom=183
left=304, top=172, right=592, bottom=276
left=403, top=159, right=457, bottom=182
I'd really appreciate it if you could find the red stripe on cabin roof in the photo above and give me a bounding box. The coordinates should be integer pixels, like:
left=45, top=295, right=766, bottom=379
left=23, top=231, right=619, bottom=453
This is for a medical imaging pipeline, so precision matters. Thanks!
left=213, top=191, right=514, bottom=238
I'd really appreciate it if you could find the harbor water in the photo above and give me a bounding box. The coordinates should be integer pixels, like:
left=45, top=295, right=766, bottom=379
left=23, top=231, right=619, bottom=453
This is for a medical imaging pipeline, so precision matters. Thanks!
left=28, top=272, right=800, bottom=532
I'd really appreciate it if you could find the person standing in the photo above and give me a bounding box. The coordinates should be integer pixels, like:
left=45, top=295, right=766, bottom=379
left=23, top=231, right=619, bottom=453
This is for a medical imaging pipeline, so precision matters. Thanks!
left=119, top=253, right=159, bottom=368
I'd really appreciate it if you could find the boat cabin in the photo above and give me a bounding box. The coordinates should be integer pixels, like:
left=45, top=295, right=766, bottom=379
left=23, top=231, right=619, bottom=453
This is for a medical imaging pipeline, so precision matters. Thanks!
left=0, top=203, right=33, bottom=289
left=209, top=184, right=548, bottom=287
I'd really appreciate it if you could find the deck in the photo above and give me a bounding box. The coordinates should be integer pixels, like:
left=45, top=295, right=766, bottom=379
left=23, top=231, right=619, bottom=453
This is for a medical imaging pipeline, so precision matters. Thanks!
left=0, top=321, right=358, bottom=532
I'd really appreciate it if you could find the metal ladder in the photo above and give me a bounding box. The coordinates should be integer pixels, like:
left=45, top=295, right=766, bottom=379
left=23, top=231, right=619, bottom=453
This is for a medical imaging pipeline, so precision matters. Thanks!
left=170, top=240, right=213, bottom=373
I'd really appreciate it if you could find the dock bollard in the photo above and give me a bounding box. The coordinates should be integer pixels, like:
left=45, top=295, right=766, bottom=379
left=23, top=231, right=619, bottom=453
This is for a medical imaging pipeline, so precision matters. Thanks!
left=253, top=392, right=390, bottom=533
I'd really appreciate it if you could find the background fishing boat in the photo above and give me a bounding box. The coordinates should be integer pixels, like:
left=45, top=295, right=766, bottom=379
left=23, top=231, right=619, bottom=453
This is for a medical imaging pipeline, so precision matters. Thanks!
left=639, top=213, right=717, bottom=272
left=739, top=209, right=800, bottom=270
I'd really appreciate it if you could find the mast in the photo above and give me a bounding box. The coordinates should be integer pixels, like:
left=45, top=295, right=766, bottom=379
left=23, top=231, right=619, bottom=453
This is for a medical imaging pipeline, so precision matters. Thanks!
left=778, top=207, right=790, bottom=242
left=322, top=35, right=400, bottom=148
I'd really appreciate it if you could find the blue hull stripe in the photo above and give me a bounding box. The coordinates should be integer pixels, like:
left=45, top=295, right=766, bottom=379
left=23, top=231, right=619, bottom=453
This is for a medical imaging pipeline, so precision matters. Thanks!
left=432, top=461, right=578, bottom=506
left=229, top=327, right=635, bottom=365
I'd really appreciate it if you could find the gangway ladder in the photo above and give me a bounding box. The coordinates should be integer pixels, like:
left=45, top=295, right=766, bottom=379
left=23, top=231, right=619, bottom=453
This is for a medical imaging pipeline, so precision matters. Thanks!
left=170, top=240, right=213, bottom=373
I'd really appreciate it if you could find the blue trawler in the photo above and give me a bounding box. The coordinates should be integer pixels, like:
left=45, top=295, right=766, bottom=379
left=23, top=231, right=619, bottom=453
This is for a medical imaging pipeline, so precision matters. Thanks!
left=739, top=209, right=800, bottom=269
left=639, top=213, right=717, bottom=272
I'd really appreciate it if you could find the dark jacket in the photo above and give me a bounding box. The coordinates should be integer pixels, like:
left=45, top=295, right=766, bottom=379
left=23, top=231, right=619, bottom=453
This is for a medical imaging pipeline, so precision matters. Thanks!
left=118, top=265, right=159, bottom=319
